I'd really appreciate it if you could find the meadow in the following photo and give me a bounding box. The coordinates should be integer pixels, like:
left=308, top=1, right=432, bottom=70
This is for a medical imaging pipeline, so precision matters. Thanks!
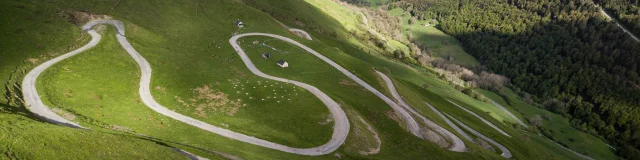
left=388, top=8, right=481, bottom=67
left=14, top=0, right=477, bottom=159
left=241, top=0, right=606, bottom=159
left=478, top=89, right=619, bottom=160
left=0, top=0, right=618, bottom=159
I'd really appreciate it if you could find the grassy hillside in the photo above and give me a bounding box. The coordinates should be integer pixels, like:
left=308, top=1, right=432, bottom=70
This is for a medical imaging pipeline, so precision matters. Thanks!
left=421, top=0, right=639, bottom=157
left=365, top=0, right=389, bottom=7
left=2, top=0, right=480, bottom=159
left=388, top=8, right=480, bottom=67
left=391, top=78, right=587, bottom=159
left=0, top=0, right=617, bottom=159
left=478, top=89, right=619, bottom=160
left=0, top=1, right=201, bottom=159
left=39, top=27, right=336, bottom=148
left=0, top=113, right=189, bottom=159
left=243, top=0, right=599, bottom=159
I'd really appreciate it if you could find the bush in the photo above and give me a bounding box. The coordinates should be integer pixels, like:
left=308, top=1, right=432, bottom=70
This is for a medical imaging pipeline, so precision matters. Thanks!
left=620, top=145, right=640, bottom=160
left=542, top=130, right=552, bottom=138
left=528, top=114, right=543, bottom=126
left=462, top=88, right=489, bottom=102
left=393, top=50, right=404, bottom=59
left=558, top=141, right=569, bottom=147
left=408, top=16, right=417, bottom=25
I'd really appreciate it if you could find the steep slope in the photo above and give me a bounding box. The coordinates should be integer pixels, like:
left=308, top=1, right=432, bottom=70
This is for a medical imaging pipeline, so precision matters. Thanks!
left=395, top=0, right=635, bottom=158
left=0, top=0, right=615, bottom=159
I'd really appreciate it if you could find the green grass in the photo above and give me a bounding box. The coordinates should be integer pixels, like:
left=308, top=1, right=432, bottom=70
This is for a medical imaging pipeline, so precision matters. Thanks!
left=390, top=77, right=586, bottom=159
left=0, top=1, right=201, bottom=159
left=388, top=8, right=480, bottom=67
left=304, top=0, right=361, bottom=32
left=14, top=0, right=481, bottom=159
left=0, top=113, right=187, bottom=159
left=31, top=2, right=337, bottom=158
left=38, top=26, right=336, bottom=149
left=354, top=0, right=388, bottom=8
left=0, top=0, right=619, bottom=159
left=342, top=107, right=380, bottom=154
left=388, top=39, right=411, bottom=54
left=0, top=0, right=88, bottom=105
left=477, top=89, right=619, bottom=160
left=245, top=1, right=612, bottom=159
left=35, top=26, right=336, bottom=159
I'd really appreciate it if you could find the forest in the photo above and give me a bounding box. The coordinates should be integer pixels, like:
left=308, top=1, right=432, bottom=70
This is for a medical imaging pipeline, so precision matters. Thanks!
left=389, top=0, right=640, bottom=158
left=595, top=0, right=640, bottom=36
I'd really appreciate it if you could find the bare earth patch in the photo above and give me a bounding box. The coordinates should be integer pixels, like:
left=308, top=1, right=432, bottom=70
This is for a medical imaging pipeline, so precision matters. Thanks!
left=62, top=11, right=112, bottom=25
left=338, top=79, right=367, bottom=91
left=356, top=116, right=381, bottom=155
left=345, top=110, right=382, bottom=155
left=318, top=114, right=334, bottom=125
left=475, top=138, right=496, bottom=153
left=385, top=109, right=403, bottom=126
left=91, top=94, right=102, bottom=100
left=334, top=153, right=344, bottom=159
left=109, top=125, right=132, bottom=132
left=338, top=79, right=358, bottom=86
left=231, top=66, right=248, bottom=78
left=155, top=86, right=167, bottom=94
left=175, top=85, right=243, bottom=117
left=290, top=31, right=304, bottom=39
left=26, top=58, right=38, bottom=64
left=295, top=20, right=306, bottom=27
left=421, top=127, right=450, bottom=149
left=63, top=89, right=73, bottom=98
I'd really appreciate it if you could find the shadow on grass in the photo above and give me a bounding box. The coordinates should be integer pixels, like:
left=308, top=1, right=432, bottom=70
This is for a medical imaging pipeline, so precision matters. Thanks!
left=0, top=102, right=32, bottom=118
left=0, top=102, right=86, bottom=129
left=136, top=135, right=240, bottom=160
left=1, top=102, right=230, bottom=159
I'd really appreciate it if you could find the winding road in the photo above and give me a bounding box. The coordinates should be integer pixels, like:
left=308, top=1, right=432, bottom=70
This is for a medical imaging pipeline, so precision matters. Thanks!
left=447, top=100, right=511, bottom=137
left=374, top=70, right=515, bottom=156
left=232, top=32, right=427, bottom=143
left=445, top=113, right=512, bottom=158
left=489, top=99, right=528, bottom=128
left=228, top=33, right=350, bottom=155
left=288, top=28, right=313, bottom=40
left=116, top=20, right=350, bottom=155
left=427, top=99, right=512, bottom=158
left=22, top=20, right=208, bottom=160
left=375, top=70, right=466, bottom=152
left=22, top=19, right=439, bottom=156
left=425, top=102, right=473, bottom=141
left=22, top=18, right=590, bottom=159
left=487, top=100, right=594, bottom=159
left=22, top=30, right=100, bottom=129
left=24, top=20, right=348, bottom=156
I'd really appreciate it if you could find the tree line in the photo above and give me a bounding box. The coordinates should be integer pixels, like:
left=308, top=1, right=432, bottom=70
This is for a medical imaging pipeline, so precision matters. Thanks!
left=595, top=0, right=640, bottom=36
left=393, top=0, right=640, bottom=158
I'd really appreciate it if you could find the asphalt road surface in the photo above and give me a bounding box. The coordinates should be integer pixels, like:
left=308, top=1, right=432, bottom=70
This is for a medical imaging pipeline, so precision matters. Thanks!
left=446, top=113, right=512, bottom=158
left=375, top=70, right=466, bottom=152
left=447, top=100, right=511, bottom=137
left=22, top=19, right=208, bottom=160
